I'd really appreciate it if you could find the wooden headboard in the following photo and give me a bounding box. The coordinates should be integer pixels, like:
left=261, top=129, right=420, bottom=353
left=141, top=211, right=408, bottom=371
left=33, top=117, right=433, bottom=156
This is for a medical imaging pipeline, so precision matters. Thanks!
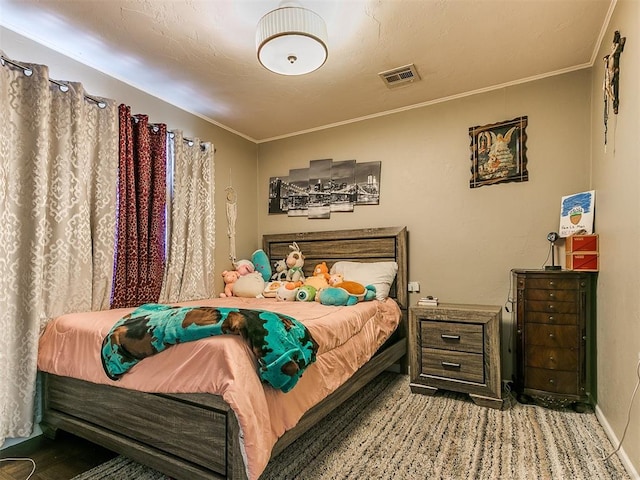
left=262, top=226, right=408, bottom=311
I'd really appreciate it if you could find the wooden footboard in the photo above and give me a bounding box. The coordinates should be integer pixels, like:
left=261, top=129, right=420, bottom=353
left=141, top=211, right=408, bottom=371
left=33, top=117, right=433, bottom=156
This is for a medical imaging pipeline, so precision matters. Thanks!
left=41, top=226, right=409, bottom=480
left=41, top=336, right=405, bottom=480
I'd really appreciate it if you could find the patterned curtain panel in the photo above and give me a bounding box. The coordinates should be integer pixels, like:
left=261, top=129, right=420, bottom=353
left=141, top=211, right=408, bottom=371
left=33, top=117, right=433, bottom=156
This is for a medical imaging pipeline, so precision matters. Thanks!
left=0, top=58, right=117, bottom=443
left=159, top=131, right=215, bottom=302
left=111, top=106, right=167, bottom=308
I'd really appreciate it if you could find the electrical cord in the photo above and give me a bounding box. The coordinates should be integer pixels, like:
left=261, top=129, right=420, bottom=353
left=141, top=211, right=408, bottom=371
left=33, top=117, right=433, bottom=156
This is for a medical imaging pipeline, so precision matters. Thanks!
left=0, top=457, right=36, bottom=479
left=604, top=357, right=640, bottom=462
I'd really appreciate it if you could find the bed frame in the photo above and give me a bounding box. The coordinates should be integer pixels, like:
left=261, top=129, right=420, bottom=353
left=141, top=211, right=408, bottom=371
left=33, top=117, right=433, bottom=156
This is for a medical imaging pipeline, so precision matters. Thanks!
left=41, top=226, right=408, bottom=480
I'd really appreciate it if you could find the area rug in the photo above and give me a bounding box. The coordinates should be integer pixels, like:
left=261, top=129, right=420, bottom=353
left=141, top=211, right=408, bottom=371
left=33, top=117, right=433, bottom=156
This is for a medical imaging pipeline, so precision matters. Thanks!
left=72, top=372, right=631, bottom=480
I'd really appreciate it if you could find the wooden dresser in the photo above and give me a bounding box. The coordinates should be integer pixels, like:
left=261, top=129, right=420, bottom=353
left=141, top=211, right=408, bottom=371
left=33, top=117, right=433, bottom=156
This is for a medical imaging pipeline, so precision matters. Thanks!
left=409, top=303, right=504, bottom=409
left=512, top=269, right=597, bottom=410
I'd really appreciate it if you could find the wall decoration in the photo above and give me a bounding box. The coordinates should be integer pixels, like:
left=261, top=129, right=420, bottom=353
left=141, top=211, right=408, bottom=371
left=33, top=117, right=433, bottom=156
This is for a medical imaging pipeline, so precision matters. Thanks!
left=603, top=30, right=625, bottom=146
left=268, top=158, right=380, bottom=217
left=308, top=159, right=332, bottom=219
left=330, top=159, right=356, bottom=212
left=469, top=116, right=528, bottom=188
left=268, top=175, right=289, bottom=214
left=559, top=190, right=595, bottom=238
left=355, top=161, right=381, bottom=205
left=287, top=167, right=309, bottom=217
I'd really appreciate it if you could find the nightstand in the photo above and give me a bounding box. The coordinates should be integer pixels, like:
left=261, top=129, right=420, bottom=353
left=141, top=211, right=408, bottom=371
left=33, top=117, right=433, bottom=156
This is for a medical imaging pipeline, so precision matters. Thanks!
left=409, top=303, right=504, bottom=409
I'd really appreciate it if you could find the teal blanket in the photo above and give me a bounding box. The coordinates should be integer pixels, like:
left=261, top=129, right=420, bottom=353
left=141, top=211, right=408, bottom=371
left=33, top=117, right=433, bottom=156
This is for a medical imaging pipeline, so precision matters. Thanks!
left=101, top=303, right=318, bottom=392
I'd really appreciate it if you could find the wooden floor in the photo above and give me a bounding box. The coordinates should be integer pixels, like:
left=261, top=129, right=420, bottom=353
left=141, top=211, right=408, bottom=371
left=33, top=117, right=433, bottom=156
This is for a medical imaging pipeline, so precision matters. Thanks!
left=0, top=432, right=116, bottom=480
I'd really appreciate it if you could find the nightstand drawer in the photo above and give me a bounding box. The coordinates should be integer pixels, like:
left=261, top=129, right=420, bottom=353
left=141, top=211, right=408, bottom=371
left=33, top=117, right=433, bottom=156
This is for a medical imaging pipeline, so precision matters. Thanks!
left=422, top=348, right=484, bottom=383
left=525, top=367, right=579, bottom=395
left=525, top=324, right=578, bottom=348
left=525, top=346, right=579, bottom=370
left=525, top=300, right=578, bottom=314
left=524, top=312, right=578, bottom=325
left=524, top=288, right=578, bottom=302
left=421, top=320, right=483, bottom=353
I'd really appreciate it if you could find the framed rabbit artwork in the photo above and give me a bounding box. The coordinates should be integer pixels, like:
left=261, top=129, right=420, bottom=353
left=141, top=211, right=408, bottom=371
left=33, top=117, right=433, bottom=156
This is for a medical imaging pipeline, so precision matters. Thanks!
left=469, top=116, right=529, bottom=188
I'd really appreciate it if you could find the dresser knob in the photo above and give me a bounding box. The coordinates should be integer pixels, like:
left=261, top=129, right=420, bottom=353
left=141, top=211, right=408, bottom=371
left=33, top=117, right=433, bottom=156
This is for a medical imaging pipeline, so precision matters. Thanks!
left=549, top=378, right=555, bottom=384
left=548, top=316, right=555, bottom=322
left=549, top=356, right=554, bottom=361
left=548, top=304, right=555, bottom=309
left=549, top=333, right=555, bottom=338
left=549, top=292, right=555, bottom=298
left=549, top=281, right=555, bottom=286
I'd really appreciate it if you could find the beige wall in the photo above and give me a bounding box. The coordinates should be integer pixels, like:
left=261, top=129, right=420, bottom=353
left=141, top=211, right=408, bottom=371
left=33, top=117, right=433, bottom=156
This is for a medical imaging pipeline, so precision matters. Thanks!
left=258, top=69, right=592, bottom=374
left=1, top=27, right=259, bottom=296
left=590, top=0, right=640, bottom=475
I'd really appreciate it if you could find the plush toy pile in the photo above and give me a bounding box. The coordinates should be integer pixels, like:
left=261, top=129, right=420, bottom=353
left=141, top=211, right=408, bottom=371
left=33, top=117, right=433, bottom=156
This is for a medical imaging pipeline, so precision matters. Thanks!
left=221, top=244, right=377, bottom=306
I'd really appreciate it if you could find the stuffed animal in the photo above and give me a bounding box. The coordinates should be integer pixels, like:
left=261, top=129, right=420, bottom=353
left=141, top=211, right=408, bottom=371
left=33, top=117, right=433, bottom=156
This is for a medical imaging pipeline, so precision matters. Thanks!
left=271, top=259, right=288, bottom=282
left=313, top=262, right=330, bottom=281
left=220, top=270, right=240, bottom=297
left=263, top=280, right=284, bottom=298
left=251, top=249, right=272, bottom=282
left=304, top=275, right=329, bottom=291
left=275, top=283, right=299, bottom=302
left=296, top=285, right=317, bottom=302
left=316, top=287, right=359, bottom=306
left=234, top=259, right=255, bottom=276
left=286, top=242, right=305, bottom=283
left=316, top=284, right=377, bottom=306
left=328, top=273, right=367, bottom=299
left=233, top=272, right=265, bottom=298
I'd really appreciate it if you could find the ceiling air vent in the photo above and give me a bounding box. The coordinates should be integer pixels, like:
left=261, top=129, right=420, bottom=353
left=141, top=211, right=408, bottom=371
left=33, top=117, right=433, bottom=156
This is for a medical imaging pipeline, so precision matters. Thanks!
left=378, top=64, right=421, bottom=89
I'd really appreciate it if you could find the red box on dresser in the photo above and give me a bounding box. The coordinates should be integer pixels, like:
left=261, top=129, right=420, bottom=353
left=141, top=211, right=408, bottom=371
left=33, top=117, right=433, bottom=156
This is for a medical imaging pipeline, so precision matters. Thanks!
left=566, top=253, right=599, bottom=271
left=565, top=234, right=599, bottom=253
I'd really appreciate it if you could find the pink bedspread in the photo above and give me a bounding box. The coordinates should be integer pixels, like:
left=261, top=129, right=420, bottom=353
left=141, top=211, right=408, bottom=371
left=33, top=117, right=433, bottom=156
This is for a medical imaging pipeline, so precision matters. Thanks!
left=38, top=297, right=401, bottom=480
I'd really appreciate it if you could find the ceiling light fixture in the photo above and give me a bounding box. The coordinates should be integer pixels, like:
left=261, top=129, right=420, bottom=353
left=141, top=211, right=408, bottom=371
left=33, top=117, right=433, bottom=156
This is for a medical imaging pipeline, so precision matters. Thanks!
left=256, top=1, right=328, bottom=76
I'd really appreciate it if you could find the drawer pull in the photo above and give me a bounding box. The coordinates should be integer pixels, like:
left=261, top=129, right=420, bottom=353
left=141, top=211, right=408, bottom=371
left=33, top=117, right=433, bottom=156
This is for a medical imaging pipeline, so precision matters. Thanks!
left=549, top=333, right=555, bottom=338
left=441, top=361, right=461, bottom=368
left=548, top=304, right=555, bottom=309
left=549, top=292, right=555, bottom=298
left=549, top=356, right=554, bottom=361
left=441, top=334, right=461, bottom=340
left=548, top=315, right=554, bottom=322
left=549, top=281, right=555, bottom=286
left=549, top=378, right=555, bottom=384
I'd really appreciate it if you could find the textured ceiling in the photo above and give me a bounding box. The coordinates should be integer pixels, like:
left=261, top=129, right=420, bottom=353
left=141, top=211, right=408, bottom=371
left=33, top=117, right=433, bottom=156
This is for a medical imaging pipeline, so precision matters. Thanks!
left=0, top=0, right=613, bottom=142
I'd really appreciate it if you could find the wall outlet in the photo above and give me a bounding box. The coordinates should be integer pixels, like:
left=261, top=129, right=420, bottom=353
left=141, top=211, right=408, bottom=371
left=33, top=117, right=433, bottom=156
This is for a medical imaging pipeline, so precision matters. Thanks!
left=408, top=281, right=420, bottom=293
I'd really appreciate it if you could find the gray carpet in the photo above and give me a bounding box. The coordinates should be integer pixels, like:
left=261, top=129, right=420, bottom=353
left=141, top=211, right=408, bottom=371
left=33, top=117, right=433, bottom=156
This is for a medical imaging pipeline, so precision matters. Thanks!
left=72, top=372, right=631, bottom=480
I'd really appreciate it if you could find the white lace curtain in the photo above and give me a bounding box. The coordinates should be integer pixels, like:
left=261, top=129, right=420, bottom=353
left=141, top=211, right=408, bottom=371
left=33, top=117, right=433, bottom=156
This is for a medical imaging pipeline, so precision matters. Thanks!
left=0, top=56, right=118, bottom=443
left=160, top=131, right=216, bottom=302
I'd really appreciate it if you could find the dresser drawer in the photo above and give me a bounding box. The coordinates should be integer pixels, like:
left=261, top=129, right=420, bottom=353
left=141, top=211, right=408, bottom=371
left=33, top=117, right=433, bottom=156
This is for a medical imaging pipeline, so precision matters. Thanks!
left=525, top=324, right=578, bottom=348
left=525, top=367, right=579, bottom=395
left=524, top=311, right=578, bottom=325
left=524, top=288, right=578, bottom=302
left=518, top=277, right=580, bottom=290
left=525, top=300, right=578, bottom=314
left=525, top=346, right=579, bottom=370
left=422, top=348, right=484, bottom=383
left=421, top=320, right=483, bottom=353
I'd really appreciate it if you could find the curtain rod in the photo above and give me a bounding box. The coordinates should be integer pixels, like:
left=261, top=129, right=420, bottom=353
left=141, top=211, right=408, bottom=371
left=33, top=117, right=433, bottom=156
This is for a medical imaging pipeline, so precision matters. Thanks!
left=1, top=55, right=107, bottom=109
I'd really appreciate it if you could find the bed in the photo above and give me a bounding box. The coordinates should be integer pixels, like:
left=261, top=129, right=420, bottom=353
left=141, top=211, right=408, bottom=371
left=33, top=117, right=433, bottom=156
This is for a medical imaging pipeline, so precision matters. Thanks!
left=38, top=226, right=408, bottom=480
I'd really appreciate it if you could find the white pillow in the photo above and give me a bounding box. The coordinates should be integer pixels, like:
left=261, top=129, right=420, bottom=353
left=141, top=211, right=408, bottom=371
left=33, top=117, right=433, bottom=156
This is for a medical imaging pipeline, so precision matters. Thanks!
left=330, top=261, right=398, bottom=301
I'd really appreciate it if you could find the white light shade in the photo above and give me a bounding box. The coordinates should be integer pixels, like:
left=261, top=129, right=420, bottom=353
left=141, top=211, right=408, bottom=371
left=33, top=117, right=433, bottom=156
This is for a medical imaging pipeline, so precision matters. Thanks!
left=256, top=3, right=328, bottom=75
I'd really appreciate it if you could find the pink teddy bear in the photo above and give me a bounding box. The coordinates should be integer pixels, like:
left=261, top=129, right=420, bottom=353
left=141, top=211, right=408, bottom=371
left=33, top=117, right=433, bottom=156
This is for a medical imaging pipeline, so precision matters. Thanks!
left=219, top=270, right=240, bottom=297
